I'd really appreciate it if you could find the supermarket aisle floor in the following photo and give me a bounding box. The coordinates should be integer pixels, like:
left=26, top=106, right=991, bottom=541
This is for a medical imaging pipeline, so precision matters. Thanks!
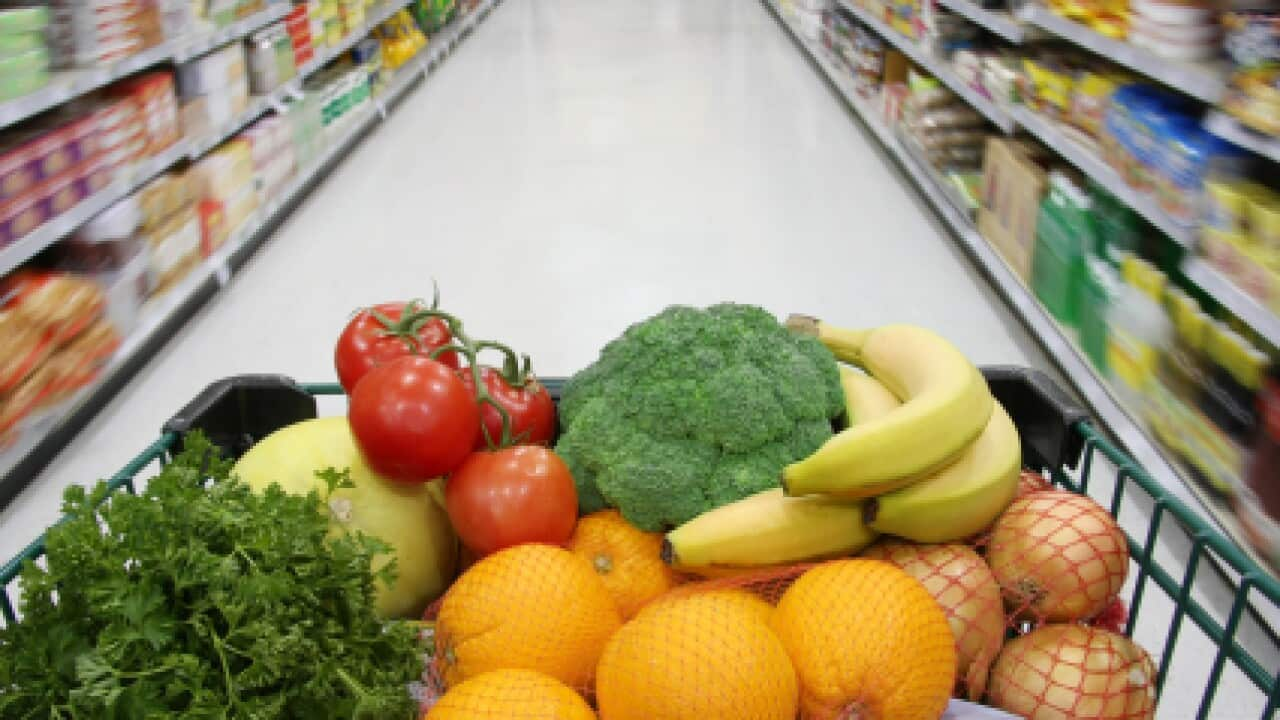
left=4, top=0, right=1049, bottom=555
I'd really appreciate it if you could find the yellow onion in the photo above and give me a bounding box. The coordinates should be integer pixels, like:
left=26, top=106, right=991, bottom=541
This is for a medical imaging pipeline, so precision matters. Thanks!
left=861, top=540, right=1006, bottom=700
left=988, top=624, right=1157, bottom=720
left=986, top=491, right=1128, bottom=622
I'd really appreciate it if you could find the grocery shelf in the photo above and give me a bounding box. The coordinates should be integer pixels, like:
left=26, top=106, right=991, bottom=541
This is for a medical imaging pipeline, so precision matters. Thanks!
left=172, top=4, right=292, bottom=63
left=1012, top=106, right=1197, bottom=246
left=836, top=0, right=1017, bottom=134
left=0, top=4, right=292, bottom=131
left=297, top=0, right=415, bottom=78
left=763, top=0, right=1255, bottom=551
left=0, top=0, right=419, bottom=281
left=0, top=0, right=504, bottom=507
left=935, top=0, right=1030, bottom=44
left=1206, top=111, right=1280, bottom=165
left=1020, top=5, right=1228, bottom=104
left=1184, top=258, right=1280, bottom=349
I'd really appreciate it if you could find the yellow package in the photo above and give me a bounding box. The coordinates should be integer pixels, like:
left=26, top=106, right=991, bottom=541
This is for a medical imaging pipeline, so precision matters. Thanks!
left=1024, top=58, right=1075, bottom=118
left=1070, top=71, right=1121, bottom=136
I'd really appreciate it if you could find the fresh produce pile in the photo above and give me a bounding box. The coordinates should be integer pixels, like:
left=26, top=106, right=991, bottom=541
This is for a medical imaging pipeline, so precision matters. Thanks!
left=0, top=296, right=1161, bottom=720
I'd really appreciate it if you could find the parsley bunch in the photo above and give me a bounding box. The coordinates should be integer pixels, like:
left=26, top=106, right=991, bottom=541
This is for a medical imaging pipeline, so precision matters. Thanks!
left=0, top=433, right=422, bottom=719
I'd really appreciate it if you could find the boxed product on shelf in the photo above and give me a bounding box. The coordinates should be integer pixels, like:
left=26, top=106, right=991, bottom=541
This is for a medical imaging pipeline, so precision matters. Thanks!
left=107, top=72, right=182, bottom=158
left=0, top=113, right=116, bottom=247
left=0, top=10, right=50, bottom=102
left=241, top=115, right=296, bottom=200
left=1128, top=0, right=1220, bottom=61
left=144, top=202, right=201, bottom=295
left=135, top=169, right=195, bottom=227
left=190, top=138, right=254, bottom=202
left=92, top=93, right=148, bottom=169
left=47, top=0, right=164, bottom=68
left=247, top=22, right=298, bottom=94
left=283, top=92, right=323, bottom=168
left=178, top=42, right=248, bottom=96
left=978, top=136, right=1050, bottom=283
left=180, top=79, right=252, bottom=141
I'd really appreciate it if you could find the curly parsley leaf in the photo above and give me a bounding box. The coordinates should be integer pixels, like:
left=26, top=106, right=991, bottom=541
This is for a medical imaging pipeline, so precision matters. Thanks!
left=0, top=432, right=421, bottom=719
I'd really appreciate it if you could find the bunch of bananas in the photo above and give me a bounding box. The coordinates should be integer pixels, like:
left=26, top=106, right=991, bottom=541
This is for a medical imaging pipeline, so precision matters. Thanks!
left=664, top=317, right=1022, bottom=573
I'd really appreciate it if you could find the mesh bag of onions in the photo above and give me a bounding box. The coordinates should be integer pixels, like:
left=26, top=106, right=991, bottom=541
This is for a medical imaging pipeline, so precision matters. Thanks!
left=416, top=473, right=1159, bottom=720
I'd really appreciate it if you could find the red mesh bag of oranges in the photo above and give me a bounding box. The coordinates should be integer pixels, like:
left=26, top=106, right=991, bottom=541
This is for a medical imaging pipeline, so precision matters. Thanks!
left=420, top=471, right=1157, bottom=720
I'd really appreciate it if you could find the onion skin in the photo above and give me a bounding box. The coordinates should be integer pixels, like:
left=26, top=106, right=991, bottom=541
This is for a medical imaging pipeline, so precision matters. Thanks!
left=988, top=624, right=1157, bottom=720
left=861, top=541, right=1006, bottom=700
left=986, top=491, right=1128, bottom=622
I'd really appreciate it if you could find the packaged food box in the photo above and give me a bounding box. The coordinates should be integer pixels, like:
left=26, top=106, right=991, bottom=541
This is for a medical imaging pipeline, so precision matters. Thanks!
left=111, top=72, right=181, bottom=156
left=0, top=66, right=48, bottom=100
left=0, top=141, right=40, bottom=207
left=179, top=76, right=250, bottom=139
left=0, top=31, right=46, bottom=56
left=197, top=196, right=228, bottom=255
left=191, top=139, right=254, bottom=201
left=144, top=204, right=200, bottom=294
left=136, top=170, right=194, bottom=228
left=222, top=179, right=257, bottom=233
left=0, top=6, right=50, bottom=35
left=0, top=188, right=51, bottom=247
left=177, top=43, right=247, bottom=98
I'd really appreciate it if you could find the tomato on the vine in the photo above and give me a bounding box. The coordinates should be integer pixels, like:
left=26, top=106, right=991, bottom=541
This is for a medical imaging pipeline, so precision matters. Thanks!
left=445, top=446, right=578, bottom=556
left=348, top=355, right=479, bottom=483
left=457, top=366, right=556, bottom=448
left=335, top=300, right=458, bottom=394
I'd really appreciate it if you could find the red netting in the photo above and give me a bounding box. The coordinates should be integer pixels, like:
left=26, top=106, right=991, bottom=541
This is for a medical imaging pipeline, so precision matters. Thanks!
left=986, top=624, right=1158, bottom=720
left=862, top=540, right=1006, bottom=701
left=980, top=488, right=1129, bottom=624
left=417, top=474, right=1148, bottom=720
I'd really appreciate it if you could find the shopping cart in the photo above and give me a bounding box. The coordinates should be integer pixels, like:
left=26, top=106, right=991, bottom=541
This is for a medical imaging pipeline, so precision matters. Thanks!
left=2, top=367, right=1278, bottom=718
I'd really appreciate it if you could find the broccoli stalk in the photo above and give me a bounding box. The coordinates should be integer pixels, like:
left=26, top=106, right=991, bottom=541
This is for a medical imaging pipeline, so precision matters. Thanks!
left=555, top=304, right=844, bottom=532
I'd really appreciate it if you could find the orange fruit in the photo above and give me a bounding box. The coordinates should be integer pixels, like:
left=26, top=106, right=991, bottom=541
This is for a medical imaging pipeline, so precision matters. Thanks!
left=642, top=587, right=774, bottom=625
left=569, top=509, right=677, bottom=618
left=425, top=668, right=596, bottom=720
left=771, top=558, right=957, bottom=720
left=434, top=543, right=622, bottom=690
left=596, top=590, right=798, bottom=720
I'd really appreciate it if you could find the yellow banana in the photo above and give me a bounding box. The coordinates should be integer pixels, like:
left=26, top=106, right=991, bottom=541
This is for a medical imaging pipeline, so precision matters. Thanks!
left=840, top=365, right=901, bottom=424
left=663, top=488, right=875, bottom=569
left=783, top=318, right=994, bottom=498
left=661, top=372, right=897, bottom=570
left=865, top=400, right=1021, bottom=542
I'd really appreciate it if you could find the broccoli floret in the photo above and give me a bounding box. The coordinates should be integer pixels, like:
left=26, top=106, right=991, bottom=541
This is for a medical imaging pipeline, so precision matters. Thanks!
left=555, top=303, right=844, bottom=532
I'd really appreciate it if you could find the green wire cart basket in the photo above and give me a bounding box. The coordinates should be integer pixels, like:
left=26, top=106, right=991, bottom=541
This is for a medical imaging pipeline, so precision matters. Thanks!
left=3, top=367, right=1279, bottom=718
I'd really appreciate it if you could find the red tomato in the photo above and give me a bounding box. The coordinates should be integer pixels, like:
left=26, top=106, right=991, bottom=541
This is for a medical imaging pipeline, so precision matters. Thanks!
left=456, top=366, right=557, bottom=448
left=445, top=446, right=578, bottom=555
left=335, top=300, right=459, bottom=394
left=348, top=356, right=479, bottom=483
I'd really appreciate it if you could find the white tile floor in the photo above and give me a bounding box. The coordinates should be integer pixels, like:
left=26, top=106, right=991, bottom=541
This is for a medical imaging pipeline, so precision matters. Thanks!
left=10, top=0, right=1271, bottom=716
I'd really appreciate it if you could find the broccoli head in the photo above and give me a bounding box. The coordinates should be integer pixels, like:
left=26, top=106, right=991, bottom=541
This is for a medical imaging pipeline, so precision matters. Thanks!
left=555, top=303, right=844, bottom=532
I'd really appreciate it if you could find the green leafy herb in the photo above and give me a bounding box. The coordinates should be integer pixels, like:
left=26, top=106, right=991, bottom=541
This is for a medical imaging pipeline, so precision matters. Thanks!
left=0, top=432, right=422, bottom=719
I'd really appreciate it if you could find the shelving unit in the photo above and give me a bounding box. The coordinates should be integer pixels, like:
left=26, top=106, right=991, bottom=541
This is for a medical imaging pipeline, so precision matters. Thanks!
left=836, top=0, right=1017, bottom=133
left=1206, top=111, right=1280, bottom=166
left=1184, top=259, right=1280, bottom=349
left=759, top=0, right=1280, bottom=569
left=0, top=0, right=503, bottom=508
left=0, top=0, right=420, bottom=280
left=1019, top=5, right=1228, bottom=104
left=935, top=0, right=1030, bottom=43
left=1010, top=106, right=1198, bottom=246
left=0, top=4, right=291, bottom=129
